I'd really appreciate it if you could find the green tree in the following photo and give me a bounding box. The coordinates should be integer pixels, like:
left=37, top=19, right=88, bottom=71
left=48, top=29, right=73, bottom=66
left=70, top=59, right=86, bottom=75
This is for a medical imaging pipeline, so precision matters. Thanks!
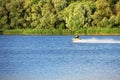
left=0, top=0, right=11, bottom=29
left=64, top=1, right=95, bottom=31
left=52, top=0, right=67, bottom=12
left=0, top=0, right=120, bottom=32
left=92, top=0, right=112, bottom=27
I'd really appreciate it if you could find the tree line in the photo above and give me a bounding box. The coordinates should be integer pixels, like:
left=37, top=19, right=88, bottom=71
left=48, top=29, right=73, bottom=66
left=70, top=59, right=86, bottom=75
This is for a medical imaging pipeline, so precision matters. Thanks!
left=0, top=0, right=120, bottom=32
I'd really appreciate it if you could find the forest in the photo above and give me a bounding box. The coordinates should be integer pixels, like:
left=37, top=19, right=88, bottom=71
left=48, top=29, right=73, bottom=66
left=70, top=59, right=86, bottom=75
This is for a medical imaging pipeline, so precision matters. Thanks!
left=0, top=0, right=120, bottom=35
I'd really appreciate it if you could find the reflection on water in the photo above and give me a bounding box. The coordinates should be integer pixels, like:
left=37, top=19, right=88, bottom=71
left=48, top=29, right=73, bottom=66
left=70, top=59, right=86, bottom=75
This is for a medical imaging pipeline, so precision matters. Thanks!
left=0, top=35, right=120, bottom=80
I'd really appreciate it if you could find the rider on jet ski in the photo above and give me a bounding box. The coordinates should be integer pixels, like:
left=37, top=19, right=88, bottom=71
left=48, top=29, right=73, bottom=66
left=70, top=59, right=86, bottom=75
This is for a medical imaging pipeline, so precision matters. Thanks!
left=74, top=35, right=80, bottom=39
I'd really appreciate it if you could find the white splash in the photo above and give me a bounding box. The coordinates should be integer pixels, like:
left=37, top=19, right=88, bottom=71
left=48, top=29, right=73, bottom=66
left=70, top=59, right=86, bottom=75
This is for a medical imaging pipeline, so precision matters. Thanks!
left=73, top=38, right=120, bottom=43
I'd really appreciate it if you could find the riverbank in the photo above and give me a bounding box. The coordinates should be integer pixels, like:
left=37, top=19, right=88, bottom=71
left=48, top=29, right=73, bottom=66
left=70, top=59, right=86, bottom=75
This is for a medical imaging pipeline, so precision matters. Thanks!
left=0, top=28, right=120, bottom=35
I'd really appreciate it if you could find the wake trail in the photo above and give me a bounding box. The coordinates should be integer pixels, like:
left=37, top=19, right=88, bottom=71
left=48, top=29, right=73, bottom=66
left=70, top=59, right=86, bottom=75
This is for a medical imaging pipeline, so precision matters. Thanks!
left=73, top=38, right=120, bottom=43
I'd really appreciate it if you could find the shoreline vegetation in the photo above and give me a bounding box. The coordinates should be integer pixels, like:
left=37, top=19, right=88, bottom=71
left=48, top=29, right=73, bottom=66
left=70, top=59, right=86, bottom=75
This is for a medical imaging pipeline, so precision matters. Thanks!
left=0, top=28, right=120, bottom=35
left=0, top=0, right=120, bottom=36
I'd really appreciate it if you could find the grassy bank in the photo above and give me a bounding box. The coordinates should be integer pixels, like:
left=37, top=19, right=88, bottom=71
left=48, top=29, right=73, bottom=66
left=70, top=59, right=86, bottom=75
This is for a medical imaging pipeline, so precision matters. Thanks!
left=1, top=28, right=120, bottom=35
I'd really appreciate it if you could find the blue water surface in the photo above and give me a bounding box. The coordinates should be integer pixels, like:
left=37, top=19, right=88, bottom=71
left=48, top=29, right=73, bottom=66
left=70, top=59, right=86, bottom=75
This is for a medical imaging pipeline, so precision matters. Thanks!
left=0, top=35, right=120, bottom=80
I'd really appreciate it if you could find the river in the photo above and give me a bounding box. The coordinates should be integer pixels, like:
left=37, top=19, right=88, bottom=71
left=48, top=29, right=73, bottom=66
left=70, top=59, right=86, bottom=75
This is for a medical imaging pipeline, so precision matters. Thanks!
left=0, top=35, right=120, bottom=80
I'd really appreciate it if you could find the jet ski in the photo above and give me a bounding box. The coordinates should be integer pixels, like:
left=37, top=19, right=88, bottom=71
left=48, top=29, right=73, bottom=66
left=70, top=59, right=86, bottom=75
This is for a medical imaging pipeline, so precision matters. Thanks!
left=72, top=35, right=80, bottom=42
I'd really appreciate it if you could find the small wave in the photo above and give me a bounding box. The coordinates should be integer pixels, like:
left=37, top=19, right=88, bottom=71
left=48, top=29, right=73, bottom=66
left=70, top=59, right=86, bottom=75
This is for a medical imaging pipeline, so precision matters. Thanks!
left=73, top=38, right=120, bottom=43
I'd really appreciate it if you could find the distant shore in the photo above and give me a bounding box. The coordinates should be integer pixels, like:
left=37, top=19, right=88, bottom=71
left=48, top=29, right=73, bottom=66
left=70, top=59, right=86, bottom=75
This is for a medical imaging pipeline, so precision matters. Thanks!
left=0, top=28, right=120, bottom=35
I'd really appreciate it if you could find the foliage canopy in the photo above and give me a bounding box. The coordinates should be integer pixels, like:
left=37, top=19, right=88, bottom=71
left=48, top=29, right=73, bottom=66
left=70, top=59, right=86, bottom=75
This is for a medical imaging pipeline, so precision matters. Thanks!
left=0, top=0, right=120, bottom=33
